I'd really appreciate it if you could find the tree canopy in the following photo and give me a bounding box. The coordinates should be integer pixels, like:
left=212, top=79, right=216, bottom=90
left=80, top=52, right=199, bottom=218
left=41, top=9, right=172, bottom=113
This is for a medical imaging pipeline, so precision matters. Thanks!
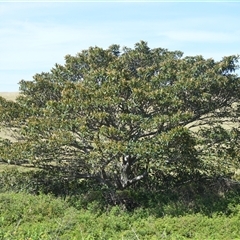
left=1, top=41, right=240, bottom=190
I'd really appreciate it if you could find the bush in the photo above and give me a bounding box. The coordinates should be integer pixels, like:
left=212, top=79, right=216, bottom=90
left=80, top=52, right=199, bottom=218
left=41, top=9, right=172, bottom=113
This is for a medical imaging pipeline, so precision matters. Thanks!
left=1, top=192, right=240, bottom=239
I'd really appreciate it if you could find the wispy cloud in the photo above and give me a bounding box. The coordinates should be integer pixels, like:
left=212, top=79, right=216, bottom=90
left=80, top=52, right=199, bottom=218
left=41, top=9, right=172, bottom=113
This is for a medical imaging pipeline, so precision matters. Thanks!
left=0, top=2, right=239, bottom=91
left=0, top=20, right=117, bottom=70
left=162, top=30, right=238, bottom=43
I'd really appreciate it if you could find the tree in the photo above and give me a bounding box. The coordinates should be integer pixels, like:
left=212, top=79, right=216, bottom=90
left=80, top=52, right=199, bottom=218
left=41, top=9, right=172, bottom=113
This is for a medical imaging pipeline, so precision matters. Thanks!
left=0, top=41, right=239, bottom=190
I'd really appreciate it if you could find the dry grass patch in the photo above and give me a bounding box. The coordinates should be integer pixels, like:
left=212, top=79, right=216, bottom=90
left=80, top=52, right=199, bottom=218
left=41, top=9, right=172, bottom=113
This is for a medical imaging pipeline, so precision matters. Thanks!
left=0, top=92, right=19, bottom=101
left=0, top=92, right=20, bottom=141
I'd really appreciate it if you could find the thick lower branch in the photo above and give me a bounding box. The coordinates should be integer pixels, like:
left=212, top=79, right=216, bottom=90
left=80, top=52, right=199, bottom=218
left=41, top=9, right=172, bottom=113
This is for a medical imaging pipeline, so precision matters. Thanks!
left=120, top=171, right=148, bottom=189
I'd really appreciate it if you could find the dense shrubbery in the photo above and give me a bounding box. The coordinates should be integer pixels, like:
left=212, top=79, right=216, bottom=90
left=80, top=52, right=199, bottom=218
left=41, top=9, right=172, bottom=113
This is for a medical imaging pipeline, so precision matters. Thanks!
left=1, top=191, right=240, bottom=239
left=1, top=167, right=240, bottom=214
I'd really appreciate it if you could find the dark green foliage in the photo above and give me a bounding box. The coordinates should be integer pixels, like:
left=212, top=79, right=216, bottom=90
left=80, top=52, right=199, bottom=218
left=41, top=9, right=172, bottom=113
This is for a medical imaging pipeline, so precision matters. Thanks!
left=1, top=167, right=240, bottom=216
left=0, top=168, right=100, bottom=198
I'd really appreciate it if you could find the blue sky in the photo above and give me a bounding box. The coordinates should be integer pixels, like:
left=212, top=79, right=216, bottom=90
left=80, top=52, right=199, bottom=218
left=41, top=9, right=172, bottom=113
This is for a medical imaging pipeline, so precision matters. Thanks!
left=1, top=1, right=240, bottom=92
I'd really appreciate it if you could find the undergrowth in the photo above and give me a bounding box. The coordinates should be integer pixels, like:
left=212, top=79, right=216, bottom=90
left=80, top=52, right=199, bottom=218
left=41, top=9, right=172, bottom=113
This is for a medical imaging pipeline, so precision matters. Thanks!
left=1, top=168, right=240, bottom=239
left=0, top=192, right=240, bottom=239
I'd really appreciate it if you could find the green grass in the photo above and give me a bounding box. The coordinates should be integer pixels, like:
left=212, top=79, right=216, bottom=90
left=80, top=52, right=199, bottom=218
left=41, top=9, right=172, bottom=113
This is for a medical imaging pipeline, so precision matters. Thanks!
left=0, top=192, right=240, bottom=239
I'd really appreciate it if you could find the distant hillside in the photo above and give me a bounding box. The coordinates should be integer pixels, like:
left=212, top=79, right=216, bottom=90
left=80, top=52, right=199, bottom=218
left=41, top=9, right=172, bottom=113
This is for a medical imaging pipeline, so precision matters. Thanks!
left=0, top=92, right=19, bottom=141
left=0, top=92, right=19, bottom=101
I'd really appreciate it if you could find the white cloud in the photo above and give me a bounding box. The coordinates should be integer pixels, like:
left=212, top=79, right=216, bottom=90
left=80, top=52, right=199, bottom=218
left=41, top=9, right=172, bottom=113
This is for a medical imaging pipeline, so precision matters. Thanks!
left=162, top=30, right=238, bottom=43
left=0, top=20, right=118, bottom=71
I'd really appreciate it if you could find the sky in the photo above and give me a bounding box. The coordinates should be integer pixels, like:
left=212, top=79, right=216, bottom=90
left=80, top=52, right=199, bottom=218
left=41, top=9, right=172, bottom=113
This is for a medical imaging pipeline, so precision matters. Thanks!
left=0, top=1, right=240, bottom=92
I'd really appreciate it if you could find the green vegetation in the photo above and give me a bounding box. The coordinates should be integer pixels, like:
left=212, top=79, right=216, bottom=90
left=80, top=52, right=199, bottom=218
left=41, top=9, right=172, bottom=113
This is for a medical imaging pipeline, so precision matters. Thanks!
left=0, top=191, right=240, bottom=239
left=0, top=41, right=240, bottom=238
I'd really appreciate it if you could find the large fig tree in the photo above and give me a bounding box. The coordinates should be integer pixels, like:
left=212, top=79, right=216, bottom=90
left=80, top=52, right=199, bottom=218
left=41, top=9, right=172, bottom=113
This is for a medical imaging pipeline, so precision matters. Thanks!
left=0, top=41, right=239, bottom=190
